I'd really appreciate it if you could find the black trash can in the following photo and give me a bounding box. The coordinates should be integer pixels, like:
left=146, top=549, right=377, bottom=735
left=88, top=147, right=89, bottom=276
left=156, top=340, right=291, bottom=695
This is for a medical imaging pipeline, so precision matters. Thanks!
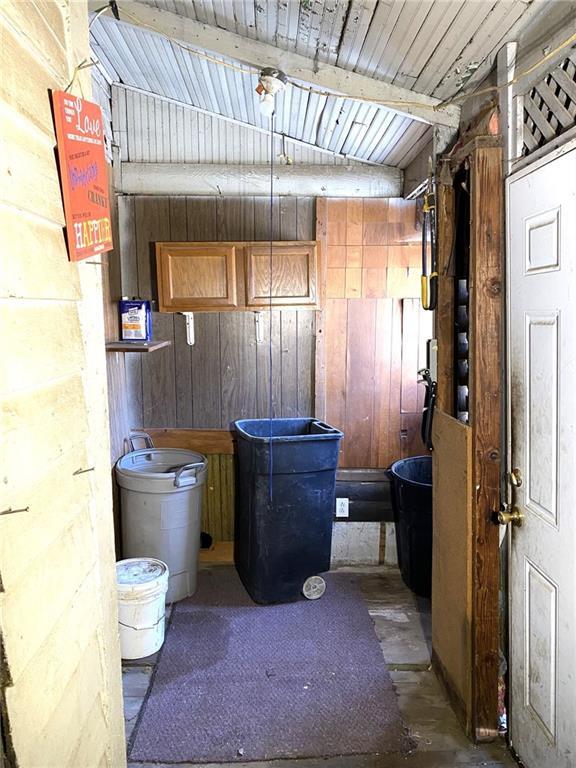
left=234, top=418, right=343, bottom=604
left=389, top=455, right=433, bottom=598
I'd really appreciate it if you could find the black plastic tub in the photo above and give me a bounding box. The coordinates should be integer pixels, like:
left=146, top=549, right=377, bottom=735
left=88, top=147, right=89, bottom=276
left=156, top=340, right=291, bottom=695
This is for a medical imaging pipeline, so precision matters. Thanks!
left=234, top=418, right=343, bottom=604
left=389, top=455, right=433, bottom=598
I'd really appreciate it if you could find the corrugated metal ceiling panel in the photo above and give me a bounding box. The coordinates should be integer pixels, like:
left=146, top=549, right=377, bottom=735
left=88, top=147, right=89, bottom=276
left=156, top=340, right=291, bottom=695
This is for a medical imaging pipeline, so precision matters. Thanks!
left=91, top=15, right=430, bottom=167
left=90, top=0, right=561, bottom=169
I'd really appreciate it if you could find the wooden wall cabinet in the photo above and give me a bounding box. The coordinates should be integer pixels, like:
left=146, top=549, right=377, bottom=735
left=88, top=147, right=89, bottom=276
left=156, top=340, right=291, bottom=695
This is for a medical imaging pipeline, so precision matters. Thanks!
left=156, top=240, right=320, bottom=312
left=156, top=242, right=238, bottom=311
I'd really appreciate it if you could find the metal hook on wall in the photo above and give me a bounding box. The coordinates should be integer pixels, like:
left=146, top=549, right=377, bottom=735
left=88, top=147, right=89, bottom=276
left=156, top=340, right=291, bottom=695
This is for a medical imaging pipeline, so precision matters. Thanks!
left=254, top=311, right=265, bottom=344
left=180, top=312, right=195, bottom=346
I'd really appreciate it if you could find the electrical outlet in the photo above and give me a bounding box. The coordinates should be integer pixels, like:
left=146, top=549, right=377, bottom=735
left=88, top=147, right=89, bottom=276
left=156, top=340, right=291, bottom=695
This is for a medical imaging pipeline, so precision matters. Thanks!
left=335, top=497, right=349, bottom=518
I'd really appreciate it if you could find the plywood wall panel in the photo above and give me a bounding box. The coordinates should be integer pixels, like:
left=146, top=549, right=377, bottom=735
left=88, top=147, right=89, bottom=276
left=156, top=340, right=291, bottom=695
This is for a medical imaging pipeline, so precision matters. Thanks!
left=191, top=313, right=222, bottom=428
left=432, top=410, right=473, bottom=727
left=319, top=198, right=431, bottom=468
left=116, top=195, right=316, bottom=429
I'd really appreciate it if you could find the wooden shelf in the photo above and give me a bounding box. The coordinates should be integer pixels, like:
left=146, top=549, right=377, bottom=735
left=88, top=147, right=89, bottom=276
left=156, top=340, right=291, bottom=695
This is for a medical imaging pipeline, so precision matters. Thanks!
left=105, top=340, right=172, bottom=353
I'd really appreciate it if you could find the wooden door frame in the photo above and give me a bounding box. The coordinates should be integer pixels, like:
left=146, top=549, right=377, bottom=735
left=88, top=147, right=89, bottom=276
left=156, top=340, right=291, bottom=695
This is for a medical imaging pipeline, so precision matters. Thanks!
left=435, top=138, right=503, bottom=742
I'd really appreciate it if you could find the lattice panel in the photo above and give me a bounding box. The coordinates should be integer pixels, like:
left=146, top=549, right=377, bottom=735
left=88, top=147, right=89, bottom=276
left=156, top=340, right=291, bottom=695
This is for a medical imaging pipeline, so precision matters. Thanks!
left=523, top=54, right=576, bottom=155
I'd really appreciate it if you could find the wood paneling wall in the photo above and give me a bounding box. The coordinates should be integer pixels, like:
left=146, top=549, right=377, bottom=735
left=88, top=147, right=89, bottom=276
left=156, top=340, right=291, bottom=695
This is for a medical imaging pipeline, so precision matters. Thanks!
left=317, top=198, right=432, bottom=468
left=114, top=195, right=316, bottom=430
left=1, top=1, right=125, bottom=765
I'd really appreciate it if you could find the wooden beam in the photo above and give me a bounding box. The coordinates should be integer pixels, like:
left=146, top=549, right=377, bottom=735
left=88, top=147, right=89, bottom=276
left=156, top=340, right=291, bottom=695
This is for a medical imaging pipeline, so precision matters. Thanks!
left=497, top=43, right=521, bottom=176
left=435, top=182, right=455, bottom=414
left=469, top=145, right=503, bottom=742
left=120, top=162, right=403, bottom=197
left=144, top=428, right=235, bottom=454
left=89, top=1, right=460, bottom=128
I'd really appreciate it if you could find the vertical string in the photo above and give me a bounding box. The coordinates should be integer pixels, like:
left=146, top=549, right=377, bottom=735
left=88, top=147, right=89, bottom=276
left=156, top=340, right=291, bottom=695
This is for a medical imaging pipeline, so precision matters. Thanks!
left=268, top=111, right=275, bottom=502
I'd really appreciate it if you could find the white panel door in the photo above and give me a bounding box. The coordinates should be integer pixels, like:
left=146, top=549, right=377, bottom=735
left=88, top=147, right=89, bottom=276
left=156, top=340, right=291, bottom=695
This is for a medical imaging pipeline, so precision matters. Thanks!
left=507, top=143, right=576, bottom=768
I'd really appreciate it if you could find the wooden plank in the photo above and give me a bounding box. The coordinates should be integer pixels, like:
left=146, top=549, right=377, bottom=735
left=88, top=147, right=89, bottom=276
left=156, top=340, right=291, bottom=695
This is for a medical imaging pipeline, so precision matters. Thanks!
left=326, top=199, right=347, bottom=245
left=436, top=182, right=455, bottom=413
left=254, top=196, right=281, bottom=240
left=345, top=267, right=362, bottom=298
left=296, top=310, right=315, bottom=416
left=362, top=198, right=389, bottom=245
left=141, top=313, right=176, bottom=426
left=432, top=410, right=473, bottom=734
left=280, top=310, right=299, bottom=416
left=400, top=412, right=426, bottom=458
left=400, top=299, right=420, bottom=413
left=362, top=268, right=387, bottom=298
left=346, top=199, right=363, bottom=245
left=388, top=299, right=403, bottom=465
left=314, top=197, right=328, bottom=420
left=343, top=299, right=376, bottom=467
left=324, top=298, right=347, bottom=438
left=217, top=197, right=256, bottom=241
left=145, top=428, right=235, bottom=454
left=191, top=313, right=222, bottom=428
left=220, top=454, right=235, bottom=540
left=371, top=299, right=393, bottom=467
left=327, top=268, right=346, bottom=298
left=346, top=246, right=363, bottom=268
left=104, top=340, right=171, bottom=353
left=117, top=196, right=138, bottom=296
left=255, top=310, right=282, bottom=419
left=296, top=197, right=316, bottom=240
left=0, top=209, right=80, bottom=301
left=280, top=197, right=298, bottom=239
left=220, top=312, right=258, bottom=425
left=2, top=303, right=84, bottom=396
left=134, top=196, right=169, bottom=298
left=469, top=146, right=502, bottom=742
left=186, top=196, right=217, bottom=240
left=169, top=197, right=193, bottom=427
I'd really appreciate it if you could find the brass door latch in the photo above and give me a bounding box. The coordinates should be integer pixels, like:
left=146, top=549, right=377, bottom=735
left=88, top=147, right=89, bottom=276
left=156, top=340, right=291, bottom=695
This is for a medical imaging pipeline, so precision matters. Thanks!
left=497, top=505, right=524, bottom=527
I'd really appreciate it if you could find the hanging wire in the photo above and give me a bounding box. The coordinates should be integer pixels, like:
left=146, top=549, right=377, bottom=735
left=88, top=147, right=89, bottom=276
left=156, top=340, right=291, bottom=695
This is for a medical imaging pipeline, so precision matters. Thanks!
left=268, top=109, right=275, bottom=503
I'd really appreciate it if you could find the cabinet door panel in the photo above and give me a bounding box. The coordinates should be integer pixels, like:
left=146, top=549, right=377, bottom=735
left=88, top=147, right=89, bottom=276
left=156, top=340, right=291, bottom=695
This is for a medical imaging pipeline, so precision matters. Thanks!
left=245, top=242, right=318, bottom=307
left=156, top=243, right=238, bottom=311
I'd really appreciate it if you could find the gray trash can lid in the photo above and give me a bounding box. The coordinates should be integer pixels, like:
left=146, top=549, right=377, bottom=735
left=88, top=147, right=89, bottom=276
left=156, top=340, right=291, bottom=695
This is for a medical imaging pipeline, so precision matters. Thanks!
left=115, top=447, right=207, bottom=492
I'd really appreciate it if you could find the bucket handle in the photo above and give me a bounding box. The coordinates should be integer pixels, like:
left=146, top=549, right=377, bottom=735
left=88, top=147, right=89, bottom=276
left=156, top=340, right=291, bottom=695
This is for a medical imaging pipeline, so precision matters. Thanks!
left=129, top=431, right=155, bottom=451
left=173, top=462, right=204, bottom=488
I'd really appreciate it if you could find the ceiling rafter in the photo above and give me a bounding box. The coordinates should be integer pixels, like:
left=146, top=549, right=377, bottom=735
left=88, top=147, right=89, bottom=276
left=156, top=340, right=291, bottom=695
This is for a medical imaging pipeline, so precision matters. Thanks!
left=88, top=0, right=460, bottom=128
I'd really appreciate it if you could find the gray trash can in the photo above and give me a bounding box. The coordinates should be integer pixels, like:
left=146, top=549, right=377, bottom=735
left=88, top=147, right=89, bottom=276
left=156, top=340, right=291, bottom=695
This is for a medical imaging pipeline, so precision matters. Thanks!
left=115, top=439, right=207, bottom=603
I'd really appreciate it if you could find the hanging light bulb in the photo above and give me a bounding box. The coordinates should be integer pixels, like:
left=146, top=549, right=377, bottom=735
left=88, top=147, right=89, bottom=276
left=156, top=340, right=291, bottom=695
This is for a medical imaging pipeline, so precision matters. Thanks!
left=256, top=68, right=288, bottom=120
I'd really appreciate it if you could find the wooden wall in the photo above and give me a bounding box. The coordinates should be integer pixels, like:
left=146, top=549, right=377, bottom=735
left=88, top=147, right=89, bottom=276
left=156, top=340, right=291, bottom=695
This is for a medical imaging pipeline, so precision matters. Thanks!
left=0, top=1, right=125, bottom=765
left=316, top=198, right=432, bottom=468
left=114, top=195, right=316, bottom=431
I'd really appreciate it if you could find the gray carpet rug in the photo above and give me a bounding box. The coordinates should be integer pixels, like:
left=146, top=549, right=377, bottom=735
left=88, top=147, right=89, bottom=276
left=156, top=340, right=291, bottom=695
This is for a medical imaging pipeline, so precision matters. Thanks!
left=129, top=567, right=411, bottom=764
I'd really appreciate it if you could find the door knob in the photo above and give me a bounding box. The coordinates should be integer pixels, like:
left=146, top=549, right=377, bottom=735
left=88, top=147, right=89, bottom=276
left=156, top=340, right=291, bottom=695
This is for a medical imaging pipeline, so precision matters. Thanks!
left=509, top=468, right=523, bottom=488
left=498, top=506, right=524, bottom=527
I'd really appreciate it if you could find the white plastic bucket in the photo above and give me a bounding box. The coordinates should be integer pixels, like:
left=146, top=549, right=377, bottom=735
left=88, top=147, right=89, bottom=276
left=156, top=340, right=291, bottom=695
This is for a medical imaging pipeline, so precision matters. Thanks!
left=116, top=558, right=169, bottom=660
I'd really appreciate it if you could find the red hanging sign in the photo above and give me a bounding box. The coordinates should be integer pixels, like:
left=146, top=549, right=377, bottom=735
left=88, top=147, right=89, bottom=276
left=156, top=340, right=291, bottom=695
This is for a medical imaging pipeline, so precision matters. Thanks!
left=51, top=90, right=113, bottom=262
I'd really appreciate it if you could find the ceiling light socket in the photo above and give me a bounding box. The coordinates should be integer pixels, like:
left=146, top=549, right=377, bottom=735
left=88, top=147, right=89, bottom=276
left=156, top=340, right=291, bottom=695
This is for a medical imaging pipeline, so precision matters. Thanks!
left=258, top=68, right=288, bottom=96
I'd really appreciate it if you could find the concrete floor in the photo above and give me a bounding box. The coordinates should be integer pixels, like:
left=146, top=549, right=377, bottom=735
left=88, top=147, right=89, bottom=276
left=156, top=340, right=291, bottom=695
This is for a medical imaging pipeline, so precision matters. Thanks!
left=123, top=565, right=517, bottom=768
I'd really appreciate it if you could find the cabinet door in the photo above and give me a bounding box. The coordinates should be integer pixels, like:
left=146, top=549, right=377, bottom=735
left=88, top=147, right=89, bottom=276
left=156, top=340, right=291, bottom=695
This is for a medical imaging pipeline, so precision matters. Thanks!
left=245, top=241, right=319, bottom=307
left=156, top=242, right=238, bottom=311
